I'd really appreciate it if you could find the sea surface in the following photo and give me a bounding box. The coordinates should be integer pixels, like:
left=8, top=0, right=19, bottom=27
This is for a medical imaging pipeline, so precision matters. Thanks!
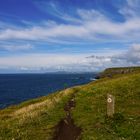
left=0, top=73, right=97, bottom=109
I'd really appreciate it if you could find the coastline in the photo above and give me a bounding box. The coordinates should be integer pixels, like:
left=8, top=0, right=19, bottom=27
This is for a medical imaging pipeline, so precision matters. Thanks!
left=0, top=73, right=97, bottom=109
left=0, top=67, right=140, bottom=140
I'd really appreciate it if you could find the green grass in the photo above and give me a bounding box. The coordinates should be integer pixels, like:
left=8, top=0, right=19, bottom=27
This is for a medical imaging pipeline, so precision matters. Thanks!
left=0, top=88, right=74, bottom=140
left=0, top=68, right=140, bottom=140
left=99, top=66, right=140, bottom=78
left=72, top=72, right=140, bottom=140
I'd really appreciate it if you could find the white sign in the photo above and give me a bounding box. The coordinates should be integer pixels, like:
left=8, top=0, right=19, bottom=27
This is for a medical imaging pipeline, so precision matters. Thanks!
left=107, top=98, right=112, bottom=103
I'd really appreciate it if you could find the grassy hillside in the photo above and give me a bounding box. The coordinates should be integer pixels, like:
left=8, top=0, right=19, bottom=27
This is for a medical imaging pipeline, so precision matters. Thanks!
left=0, top=67, right=140, bottom=140
left=98, top=66, right=140, bottom=78
left=72, top=72, right=140, bottom=140
left=0, top=88, right=74, bottom=140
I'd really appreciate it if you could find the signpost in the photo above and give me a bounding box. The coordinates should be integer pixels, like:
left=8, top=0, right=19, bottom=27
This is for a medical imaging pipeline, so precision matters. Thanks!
left=107, top=94, right=115, bottom=117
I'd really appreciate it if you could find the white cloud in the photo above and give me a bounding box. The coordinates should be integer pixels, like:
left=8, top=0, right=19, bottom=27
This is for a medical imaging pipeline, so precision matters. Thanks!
left=77, top=9, right=105, bottom=21
left=0, top=7, right=140, bottom=44
left=115, top=44, right=140, bottom=64
left=119, top=0, right=140, bottom=18
left=126, top=0, right=140, bottom=9
left=0, top=44, right=139, bottom=72
left=83, top=44, right=140, bottom=70
left=0, top=54, right=86, bottom=67
left=0, top=44, right=33, bottom=51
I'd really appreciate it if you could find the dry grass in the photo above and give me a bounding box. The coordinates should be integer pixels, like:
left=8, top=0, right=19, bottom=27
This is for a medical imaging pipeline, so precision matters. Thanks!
left=0, top=87, right=76, bottom=140
left=1, top=88, right=75, bottom=124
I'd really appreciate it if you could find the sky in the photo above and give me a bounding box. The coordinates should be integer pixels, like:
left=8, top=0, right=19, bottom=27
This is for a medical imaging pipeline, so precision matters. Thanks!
left=0, top=0, right=140, bottom=73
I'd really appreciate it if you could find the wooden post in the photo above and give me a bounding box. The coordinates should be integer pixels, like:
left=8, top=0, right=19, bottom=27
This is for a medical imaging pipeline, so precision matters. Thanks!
left=107, top=94, right=115, bottom=117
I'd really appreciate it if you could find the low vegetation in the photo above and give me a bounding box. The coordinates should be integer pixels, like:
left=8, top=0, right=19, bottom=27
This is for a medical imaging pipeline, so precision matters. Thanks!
left=0, top=88, right=74, bottom=140
left=98, top=66, right=140, bottom=78
left=0, top=67, right=140, bottom=140
left=72, top=71, right=140, bottom=140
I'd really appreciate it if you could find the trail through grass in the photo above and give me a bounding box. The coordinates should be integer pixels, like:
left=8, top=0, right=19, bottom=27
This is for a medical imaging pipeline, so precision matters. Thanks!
left=0, top=88, right=74, bottom=140
left=72, top=73, right=140, bottom=140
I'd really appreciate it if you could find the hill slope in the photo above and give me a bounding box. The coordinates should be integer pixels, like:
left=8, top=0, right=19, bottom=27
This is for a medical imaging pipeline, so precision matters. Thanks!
left=98, top=66, right=140, bottom=78
left=0, top=68, right=140, bottom=140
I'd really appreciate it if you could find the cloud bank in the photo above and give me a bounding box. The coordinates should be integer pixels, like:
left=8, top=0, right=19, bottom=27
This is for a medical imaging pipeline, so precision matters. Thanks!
left=0, top=44, right=140, bottom=72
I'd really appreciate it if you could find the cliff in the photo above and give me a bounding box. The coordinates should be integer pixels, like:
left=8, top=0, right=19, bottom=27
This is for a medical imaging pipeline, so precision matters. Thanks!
left=97, top=66, right=140, bottom=78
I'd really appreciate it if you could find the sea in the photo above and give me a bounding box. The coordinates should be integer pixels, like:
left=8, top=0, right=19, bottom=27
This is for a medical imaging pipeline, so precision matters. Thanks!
left=0, top=73, right=97, bottom=109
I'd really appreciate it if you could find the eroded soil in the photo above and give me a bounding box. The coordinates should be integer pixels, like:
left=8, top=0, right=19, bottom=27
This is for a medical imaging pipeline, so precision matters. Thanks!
left=53, top=95, right=81, bottom=140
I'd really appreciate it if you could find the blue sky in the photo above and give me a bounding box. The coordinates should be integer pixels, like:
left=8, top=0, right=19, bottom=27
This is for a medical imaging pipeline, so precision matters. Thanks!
left=0, top=0, right=140, bottom=73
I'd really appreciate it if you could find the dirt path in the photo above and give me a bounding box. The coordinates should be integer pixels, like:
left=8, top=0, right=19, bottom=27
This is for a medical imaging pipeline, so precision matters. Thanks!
left=53, top=95, right=81, bottom=140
